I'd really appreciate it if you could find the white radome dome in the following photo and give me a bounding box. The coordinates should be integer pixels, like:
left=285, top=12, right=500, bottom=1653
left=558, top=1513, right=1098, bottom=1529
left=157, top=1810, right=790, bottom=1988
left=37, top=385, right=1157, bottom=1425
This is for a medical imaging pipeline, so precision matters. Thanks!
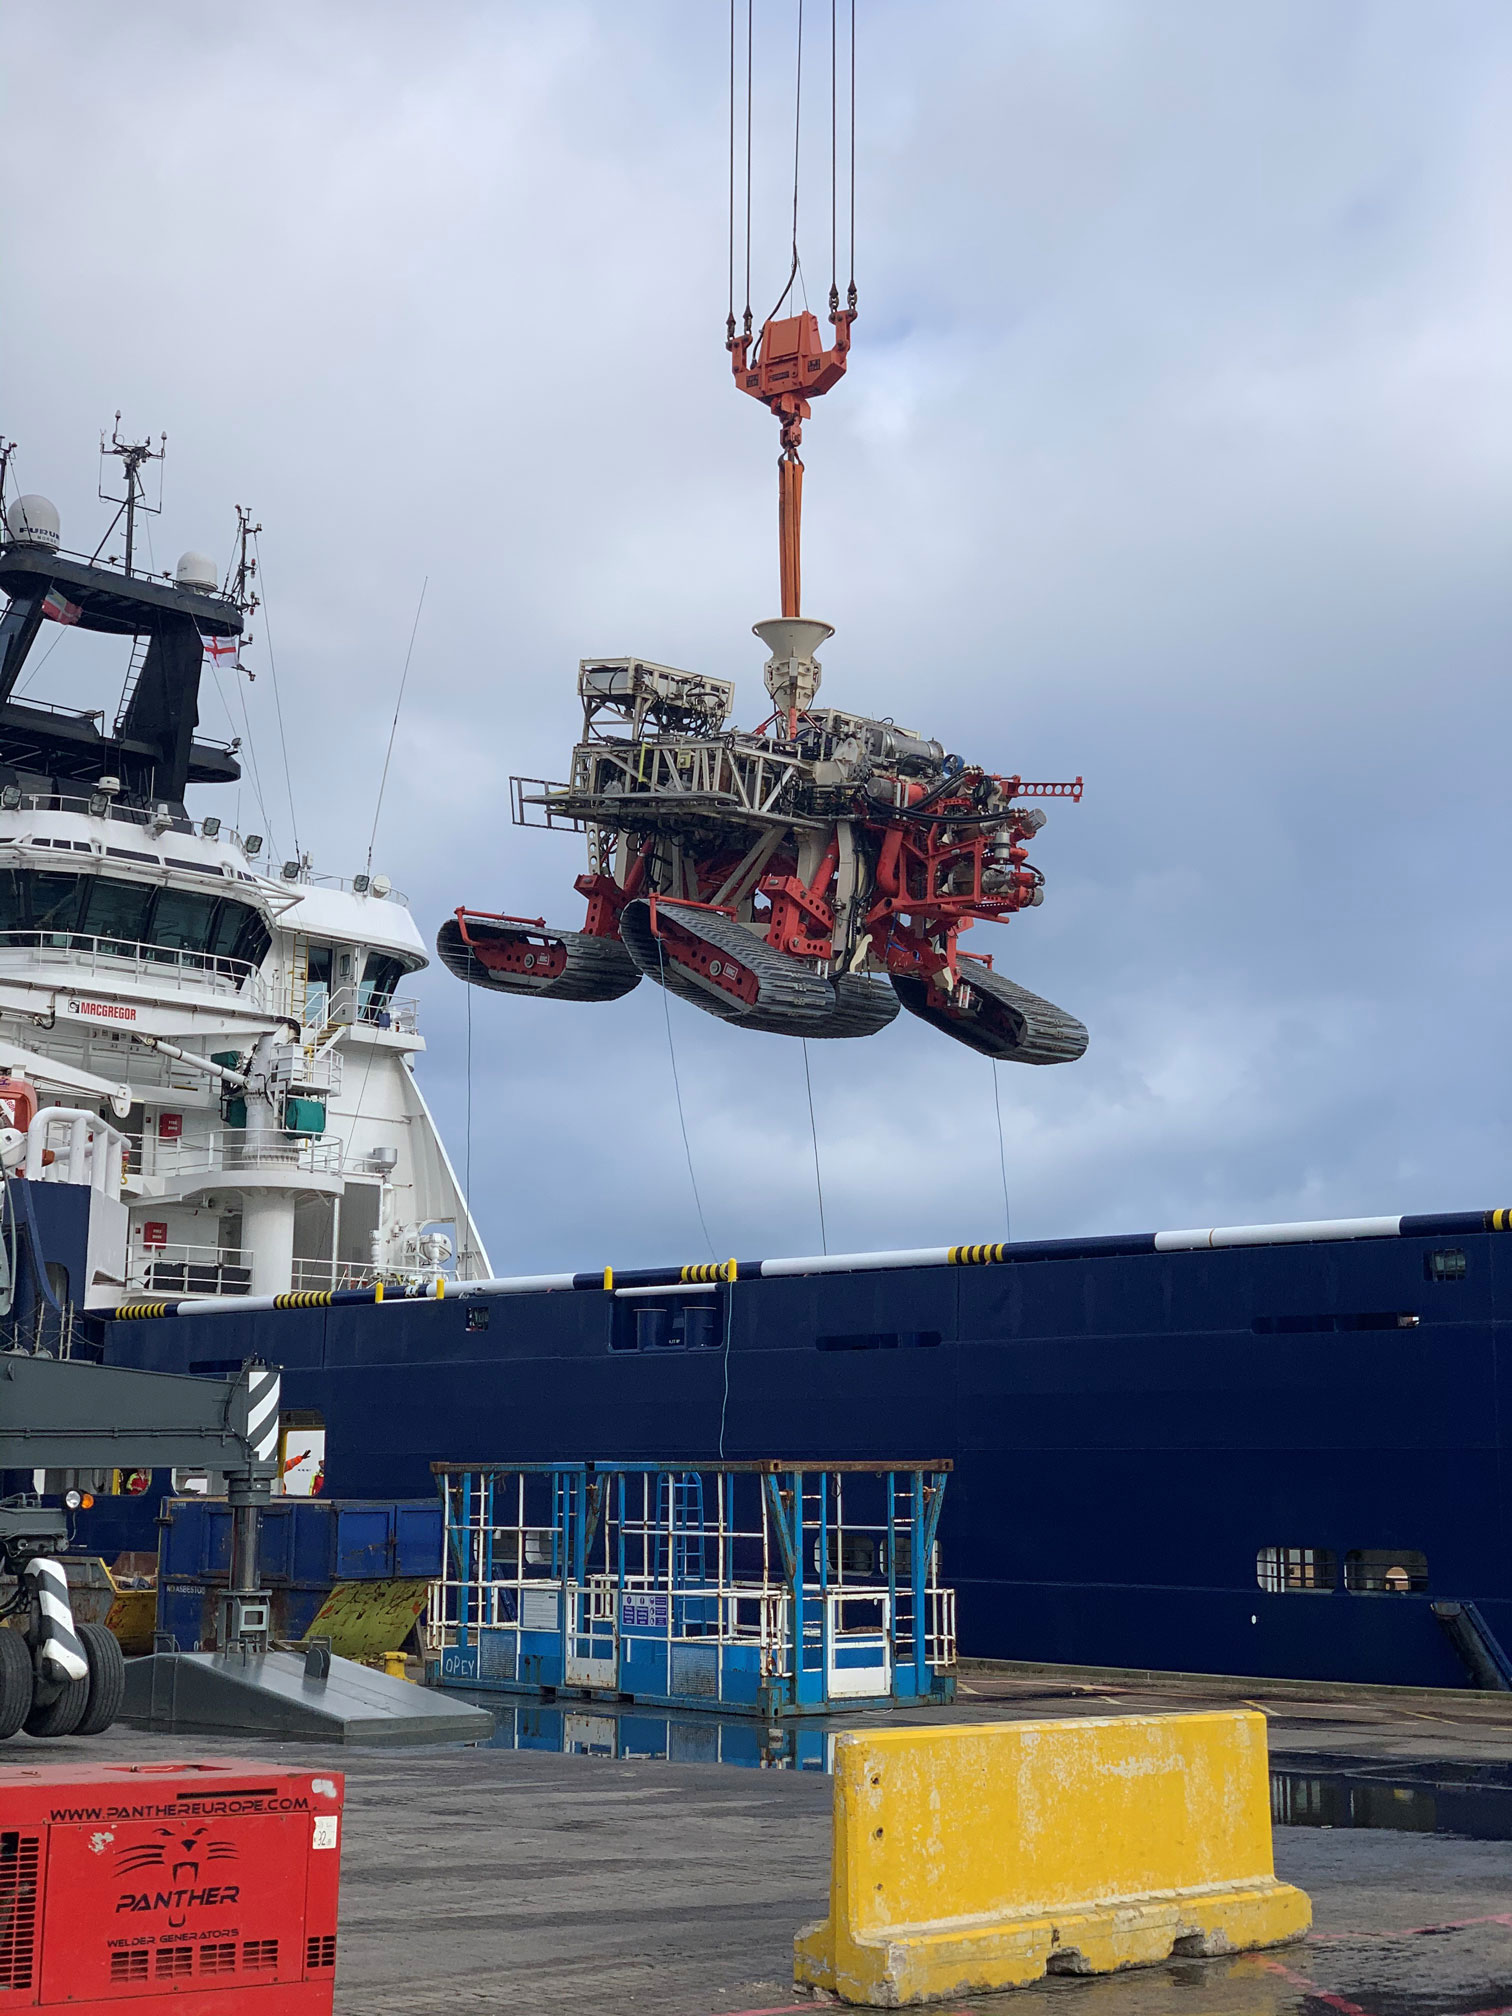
left=175, top=551, right=219, bottom=593
left=5, top=495, right=60, bottom=551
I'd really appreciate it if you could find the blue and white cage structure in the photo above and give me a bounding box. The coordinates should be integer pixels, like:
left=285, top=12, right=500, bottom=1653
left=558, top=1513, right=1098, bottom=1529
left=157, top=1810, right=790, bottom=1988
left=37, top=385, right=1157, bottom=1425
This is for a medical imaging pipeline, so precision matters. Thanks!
left=427, top=1459, right=956, bottom=1717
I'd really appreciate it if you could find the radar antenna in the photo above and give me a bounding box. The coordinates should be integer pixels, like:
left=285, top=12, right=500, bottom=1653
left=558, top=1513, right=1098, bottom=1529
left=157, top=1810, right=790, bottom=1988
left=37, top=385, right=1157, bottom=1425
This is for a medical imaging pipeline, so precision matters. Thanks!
left=94, top=414, right=166, bottom=577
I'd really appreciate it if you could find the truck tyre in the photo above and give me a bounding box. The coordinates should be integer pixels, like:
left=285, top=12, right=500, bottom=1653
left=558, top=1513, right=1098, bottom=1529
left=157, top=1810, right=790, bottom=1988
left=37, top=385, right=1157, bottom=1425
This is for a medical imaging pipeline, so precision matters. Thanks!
left=23, top=1665, right=88, bottom=1738
left=74, top=1623, right=127, bottom=1736
left=0, top=1628, right=31, bottom=1739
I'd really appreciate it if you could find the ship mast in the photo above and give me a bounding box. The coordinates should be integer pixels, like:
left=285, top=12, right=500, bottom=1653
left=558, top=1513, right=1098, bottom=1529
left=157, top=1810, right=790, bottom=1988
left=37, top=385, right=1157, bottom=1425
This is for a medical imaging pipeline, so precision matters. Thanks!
left=95, top=414, right=166, bottom=578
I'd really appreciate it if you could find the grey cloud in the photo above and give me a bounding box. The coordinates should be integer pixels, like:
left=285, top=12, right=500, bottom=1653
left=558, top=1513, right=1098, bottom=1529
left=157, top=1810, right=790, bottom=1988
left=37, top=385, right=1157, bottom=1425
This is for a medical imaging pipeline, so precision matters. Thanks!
left=4, top=0, right=1509, bottom=1272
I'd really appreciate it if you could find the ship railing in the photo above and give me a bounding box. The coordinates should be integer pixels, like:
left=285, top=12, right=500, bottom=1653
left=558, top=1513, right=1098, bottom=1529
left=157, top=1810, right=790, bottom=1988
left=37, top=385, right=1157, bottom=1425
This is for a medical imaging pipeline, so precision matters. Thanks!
left=0, top=928, right=258, bottom=996
left=0, top=791, right=410, bottom=898
left=299, top=870, right=410, bottom=906
left=425, top=1566, right=796, bottom=1671
left=289, top=1257, right=383, bottom=1293
left=129, top=1243, right=252, bottom=1298
left=261, top=859, right=410, bottom=905
left=591, top=1572, right=794, bottom=1657
left=24, top=1108, right=128, bottom=1200
left=314, top=983, right=420, bottom=1036
left=150, top=1131, right=346, bottom=1179
left=926, top=1584, right=957, bottom=1671
left=0, top=787, right=212, bottom=837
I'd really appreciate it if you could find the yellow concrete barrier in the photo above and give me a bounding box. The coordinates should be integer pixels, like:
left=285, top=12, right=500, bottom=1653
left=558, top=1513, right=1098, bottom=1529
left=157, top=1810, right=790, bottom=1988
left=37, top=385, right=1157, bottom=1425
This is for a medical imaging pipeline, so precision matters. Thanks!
left=794, top=1710, right=1310, bottom=2005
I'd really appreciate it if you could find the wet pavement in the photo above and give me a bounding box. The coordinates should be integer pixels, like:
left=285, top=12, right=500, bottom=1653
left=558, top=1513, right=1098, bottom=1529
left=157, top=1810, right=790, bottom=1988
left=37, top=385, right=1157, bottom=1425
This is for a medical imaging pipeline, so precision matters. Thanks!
left=29, top=1662, right=1512, bottom=2014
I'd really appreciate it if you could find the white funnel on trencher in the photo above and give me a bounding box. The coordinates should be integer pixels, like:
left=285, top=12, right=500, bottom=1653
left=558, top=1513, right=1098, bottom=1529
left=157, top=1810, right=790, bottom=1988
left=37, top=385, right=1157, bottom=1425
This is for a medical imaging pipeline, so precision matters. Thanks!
left=754, top=616, right=834, bottom=719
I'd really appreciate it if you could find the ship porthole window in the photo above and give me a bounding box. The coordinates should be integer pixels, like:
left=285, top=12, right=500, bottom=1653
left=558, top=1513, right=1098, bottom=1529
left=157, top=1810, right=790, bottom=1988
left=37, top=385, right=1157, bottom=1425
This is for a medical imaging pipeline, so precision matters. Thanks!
left=1256, top=1546, right=1337, bottom=1593
left=1345, top=1548, right=1428, bottom=1594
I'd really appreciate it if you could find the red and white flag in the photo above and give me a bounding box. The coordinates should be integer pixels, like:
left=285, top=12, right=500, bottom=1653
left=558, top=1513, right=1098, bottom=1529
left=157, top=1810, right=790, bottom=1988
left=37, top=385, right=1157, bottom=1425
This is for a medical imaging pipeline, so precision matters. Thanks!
left=200, top=633, right=238, bottom=663
left=41, top=589, right=81, bottom=626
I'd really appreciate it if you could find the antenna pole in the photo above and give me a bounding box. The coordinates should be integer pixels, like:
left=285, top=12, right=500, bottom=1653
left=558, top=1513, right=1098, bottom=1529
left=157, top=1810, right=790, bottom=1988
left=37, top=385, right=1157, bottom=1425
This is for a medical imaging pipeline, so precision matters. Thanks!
left=229, top=506, right=262, bottom=674
left=100, top=414, right=166, bottom=578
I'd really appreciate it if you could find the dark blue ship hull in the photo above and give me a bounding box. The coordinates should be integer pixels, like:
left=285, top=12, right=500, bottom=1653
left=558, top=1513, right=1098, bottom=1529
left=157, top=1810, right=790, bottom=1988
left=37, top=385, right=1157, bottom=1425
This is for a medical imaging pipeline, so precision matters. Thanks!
left=99, top=1208, right=1512, bottom=1692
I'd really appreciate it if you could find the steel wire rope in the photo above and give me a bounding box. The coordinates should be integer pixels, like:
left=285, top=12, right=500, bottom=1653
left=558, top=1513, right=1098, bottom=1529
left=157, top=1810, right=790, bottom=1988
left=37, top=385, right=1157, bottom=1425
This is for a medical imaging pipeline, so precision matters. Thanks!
left=744, top=0, right=753, bottom=332
left=14, top=627, right=65, bottom=698
left=367, top=578, right=428, bottom=872
left=801, top=1037, right=828, bottom=1252
left=719, top=1273, right=734, bottom=1459
left=653, top=934, right=717, bottom=1260
left=249, top=532, right=299, bottom=859
left=291, top=582, right=427, bottom=1254
left=204, top=653, right=270, bottom=834
left=764, top=0, right=806, bottom=330
left=992, top=1061, right=1011, bottom=1242
left=464, top=979, right=474, bottom=1260
left=830, top=0, right=837, bottom=299
left=221, top=654, right=278, bottom=858
left=728, top=0, right=737, bottom=334
left=848, top=0, right=856, bottom=300
left=340, top=566, right=427, bottom=1237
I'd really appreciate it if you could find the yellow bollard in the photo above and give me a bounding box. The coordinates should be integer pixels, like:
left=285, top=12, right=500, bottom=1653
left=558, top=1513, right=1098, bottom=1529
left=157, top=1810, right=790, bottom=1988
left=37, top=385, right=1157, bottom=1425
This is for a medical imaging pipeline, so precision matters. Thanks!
left=795, top=1710, right=1310, bottom=2005
left=382, top=1649, right=408, bottom=1680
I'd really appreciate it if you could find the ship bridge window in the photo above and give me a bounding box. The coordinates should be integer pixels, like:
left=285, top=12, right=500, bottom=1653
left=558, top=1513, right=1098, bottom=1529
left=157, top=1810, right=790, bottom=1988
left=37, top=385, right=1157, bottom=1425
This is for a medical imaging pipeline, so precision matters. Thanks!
left=1425, top=1249, right=1466, bottom=1282
left=1257, top=1547, right=1337, bottom=1593
left=1345, top=1549, right=1428, bottom=1594
left=0, top=868, right=269, bottom=973
left=151, top=887, right=220, bottom=951
left=304, top=944, right=335, bottom=1025
left=79, top=876, right=154, bottom=947
left=359, top=952, right=408, bottom=1024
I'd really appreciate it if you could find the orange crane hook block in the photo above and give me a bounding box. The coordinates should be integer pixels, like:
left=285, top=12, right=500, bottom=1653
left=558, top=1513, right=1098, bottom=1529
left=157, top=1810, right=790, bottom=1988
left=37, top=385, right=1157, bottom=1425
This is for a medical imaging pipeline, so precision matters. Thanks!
left=729, top=303, right=856, bottom=618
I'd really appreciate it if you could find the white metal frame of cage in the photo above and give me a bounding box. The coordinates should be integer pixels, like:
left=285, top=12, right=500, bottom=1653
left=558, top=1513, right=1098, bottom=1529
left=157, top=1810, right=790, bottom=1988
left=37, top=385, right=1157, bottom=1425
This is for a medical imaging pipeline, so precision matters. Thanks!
left=427, top=1462, right=956, bottom=1709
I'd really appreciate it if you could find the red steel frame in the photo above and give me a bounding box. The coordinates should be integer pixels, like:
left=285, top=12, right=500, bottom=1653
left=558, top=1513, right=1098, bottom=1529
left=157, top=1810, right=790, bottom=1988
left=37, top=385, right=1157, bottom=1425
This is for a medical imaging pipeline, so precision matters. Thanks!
left=457, top=772, right=1082, bottom=994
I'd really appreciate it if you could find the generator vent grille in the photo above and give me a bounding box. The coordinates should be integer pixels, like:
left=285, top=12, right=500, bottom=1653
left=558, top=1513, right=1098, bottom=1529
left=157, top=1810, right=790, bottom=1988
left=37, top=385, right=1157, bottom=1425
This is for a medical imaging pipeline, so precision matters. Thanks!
left=201, top=1941, right=238, bottom=1974
left=242, top=1939, right=279, bottom=1971
left=155, top=1947, right=193, bottom=1978
left=111, top=1951, right=149, bottom=1984
left=306, top=1933, right=337, bottom=1970
left=0, top=1833, right=40, bottom=1989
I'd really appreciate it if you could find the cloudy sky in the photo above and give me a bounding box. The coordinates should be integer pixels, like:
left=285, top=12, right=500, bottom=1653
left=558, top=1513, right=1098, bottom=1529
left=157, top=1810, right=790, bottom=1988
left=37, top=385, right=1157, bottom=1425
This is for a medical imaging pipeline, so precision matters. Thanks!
left=4, top=2, right=1509, bottom=1274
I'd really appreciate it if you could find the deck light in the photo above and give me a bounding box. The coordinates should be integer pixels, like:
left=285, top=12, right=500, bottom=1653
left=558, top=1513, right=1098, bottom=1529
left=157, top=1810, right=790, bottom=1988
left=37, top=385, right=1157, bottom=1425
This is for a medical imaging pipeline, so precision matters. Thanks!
left=0, top=786, right=19, bottom=811
left=243, top=834, right=263, bottom=858
left=281, top=860, right=300, bottom=880
left=201, top=815, right=221, bottom=838
left=352, top=873, right=370, bottom=894
left=88, top=791, right=107, bottom=816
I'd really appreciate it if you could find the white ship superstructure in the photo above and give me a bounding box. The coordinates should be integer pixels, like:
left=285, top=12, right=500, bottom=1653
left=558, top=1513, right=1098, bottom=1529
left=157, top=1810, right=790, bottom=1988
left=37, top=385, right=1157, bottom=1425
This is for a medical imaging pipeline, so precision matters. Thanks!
left=0, top=448, right=488, bottom=1306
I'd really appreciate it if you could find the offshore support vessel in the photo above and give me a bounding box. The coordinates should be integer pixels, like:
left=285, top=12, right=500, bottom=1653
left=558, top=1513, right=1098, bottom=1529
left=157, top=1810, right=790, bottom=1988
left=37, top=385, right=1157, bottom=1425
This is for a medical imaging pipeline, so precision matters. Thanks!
left=0, top=435, right=487, bottom=1311
left=103, top=1207, right=1512, bottom=1695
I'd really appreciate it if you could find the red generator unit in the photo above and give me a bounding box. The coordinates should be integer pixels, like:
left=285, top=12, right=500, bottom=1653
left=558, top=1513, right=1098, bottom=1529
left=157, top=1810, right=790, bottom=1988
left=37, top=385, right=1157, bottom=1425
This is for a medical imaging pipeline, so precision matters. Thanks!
left=0, top=1759, right=344, bottom=2012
